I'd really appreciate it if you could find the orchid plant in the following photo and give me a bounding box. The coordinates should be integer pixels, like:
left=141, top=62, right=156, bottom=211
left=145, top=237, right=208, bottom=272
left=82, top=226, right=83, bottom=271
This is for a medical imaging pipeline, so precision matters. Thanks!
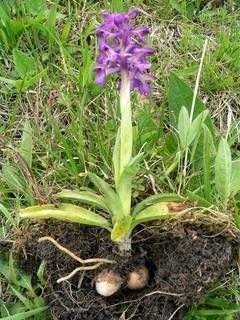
left=20, top=9, right=185, bottom=254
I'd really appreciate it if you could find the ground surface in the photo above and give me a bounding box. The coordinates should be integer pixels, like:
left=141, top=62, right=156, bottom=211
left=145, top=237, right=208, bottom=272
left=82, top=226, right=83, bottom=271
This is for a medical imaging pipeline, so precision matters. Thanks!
left=17, top=221, right=238, bottom=320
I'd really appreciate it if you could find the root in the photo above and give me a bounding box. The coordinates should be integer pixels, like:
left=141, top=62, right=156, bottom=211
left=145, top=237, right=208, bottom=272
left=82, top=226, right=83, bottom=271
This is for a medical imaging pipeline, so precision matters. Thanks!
left=38, top=236, right=115, bottom=284
left=57, top=263, right=103, bottom=284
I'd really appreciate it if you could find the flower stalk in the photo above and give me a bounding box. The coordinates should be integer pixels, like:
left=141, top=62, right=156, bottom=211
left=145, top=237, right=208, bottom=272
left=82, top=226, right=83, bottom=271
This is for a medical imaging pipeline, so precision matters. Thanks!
left=119, top=71, right=132, bottom=178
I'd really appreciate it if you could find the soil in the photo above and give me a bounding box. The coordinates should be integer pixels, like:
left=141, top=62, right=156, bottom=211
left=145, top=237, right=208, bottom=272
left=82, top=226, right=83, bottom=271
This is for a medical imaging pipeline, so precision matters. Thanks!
left=15, top=221, right=238, bottom=320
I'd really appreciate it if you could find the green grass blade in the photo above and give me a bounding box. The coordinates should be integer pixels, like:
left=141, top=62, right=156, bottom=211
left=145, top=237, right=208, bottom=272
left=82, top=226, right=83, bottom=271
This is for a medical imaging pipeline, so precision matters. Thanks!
left=186, top=190, right=212, bottom=207
left=19, top=119, right=33, bottom=168
left=0, top=307, right=47, bottom=320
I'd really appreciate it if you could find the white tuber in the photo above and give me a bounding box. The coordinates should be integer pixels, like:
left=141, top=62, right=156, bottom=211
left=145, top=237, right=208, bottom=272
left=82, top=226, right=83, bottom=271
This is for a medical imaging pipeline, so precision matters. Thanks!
left=127, top=265, right=149, bottom=290
left=95, top=269, right=123, bottom=297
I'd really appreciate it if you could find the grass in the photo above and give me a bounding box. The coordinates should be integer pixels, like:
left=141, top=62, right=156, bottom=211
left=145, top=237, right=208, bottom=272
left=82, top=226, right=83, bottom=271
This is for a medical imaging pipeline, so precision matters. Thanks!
left=0, top=0, right=240, bottom=318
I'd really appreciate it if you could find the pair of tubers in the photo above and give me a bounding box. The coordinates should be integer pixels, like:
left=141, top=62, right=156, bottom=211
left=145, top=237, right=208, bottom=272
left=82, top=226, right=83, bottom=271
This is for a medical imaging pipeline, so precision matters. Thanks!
left=95, top=265, right=149, bottom=297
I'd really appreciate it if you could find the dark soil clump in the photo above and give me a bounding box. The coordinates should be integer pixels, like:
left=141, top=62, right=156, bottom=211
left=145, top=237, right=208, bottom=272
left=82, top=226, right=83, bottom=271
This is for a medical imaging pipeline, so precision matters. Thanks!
left=16, top=222, right=238, bottom=320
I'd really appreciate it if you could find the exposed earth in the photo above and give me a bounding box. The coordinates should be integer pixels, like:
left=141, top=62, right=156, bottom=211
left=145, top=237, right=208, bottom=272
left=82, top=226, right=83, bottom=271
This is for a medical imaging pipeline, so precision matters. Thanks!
left=14, top=219, right=239, bottom=320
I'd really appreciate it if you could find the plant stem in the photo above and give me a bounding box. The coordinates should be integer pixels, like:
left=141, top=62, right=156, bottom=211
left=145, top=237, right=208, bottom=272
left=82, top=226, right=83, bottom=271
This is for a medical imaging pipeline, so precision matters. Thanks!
left=119, top=71, right=132, bottom=176
left=118, top=234, right=132, bottom=256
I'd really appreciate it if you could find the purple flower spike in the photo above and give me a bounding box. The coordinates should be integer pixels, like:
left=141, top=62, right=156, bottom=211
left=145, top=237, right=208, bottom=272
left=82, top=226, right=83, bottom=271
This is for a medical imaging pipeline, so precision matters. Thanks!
left=94, top=9, right=155, bottom=94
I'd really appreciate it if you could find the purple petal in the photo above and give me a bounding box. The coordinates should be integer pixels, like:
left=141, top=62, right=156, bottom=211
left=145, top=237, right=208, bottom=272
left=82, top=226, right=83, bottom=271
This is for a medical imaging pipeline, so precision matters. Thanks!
left=94, top=9, right=155, bottom=94
left=95, top=71, right=106, bottom=86
left=127, top=9, right=138, bottom=19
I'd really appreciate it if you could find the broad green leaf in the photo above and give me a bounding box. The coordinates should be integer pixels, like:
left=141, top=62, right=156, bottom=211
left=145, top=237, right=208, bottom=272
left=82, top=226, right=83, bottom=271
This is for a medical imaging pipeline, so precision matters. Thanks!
left=26, top=0, right=47, bottom=16
left=111, top=216, right=132, bottom=242
left=0, top=76, right=16, bottom=85
left=15, top=68, right=48, bottom=92
left=133, top=193, right=185, bottom=216
left=19, top=119, right=33, bottom=167
left=20, top=203, right=111, bottom=231
left=0, top=307, right=47, bottom=320
left=55, top=190, right=109, bottom=211
left=113, top=128, right=120, bottom=187
left=178, top=106, right=190, bottom=148
left=13, top=49, right=36, bottom=79
left=116, top=153, right=142, bottom=217
left=132, top=202, right=178, bottom=227
left=168, top=73, right=214, bottom=132
left=0, top=69, right=47, bottom=92
left=188, top=110, right=208, bottom=146
left=88, top=173, right=123, bottom=221
left=215, top=138, right=232, bottom=209
left=202, top=124, right=215, bottom=201
left=231, top=159, right=240, bottom=195
left=116, top=168, right=132, bottom=217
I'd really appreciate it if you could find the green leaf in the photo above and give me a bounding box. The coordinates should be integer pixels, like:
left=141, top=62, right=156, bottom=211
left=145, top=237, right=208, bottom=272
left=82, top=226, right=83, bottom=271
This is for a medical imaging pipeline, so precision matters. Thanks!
left=116, top=154, right=142, bottom=217
left=113, top=128, right=121, bottom=187
left=19, top=119, right=33, bottom=167
left=55, top=190, right=109, bottom=211
left=2, top=164, right=34, bottom=204
left=0, top=307, right=47, bottom=320
left=168, top=73, right=214, bottom=132
left=178, top=106, right=190, bottom=148
left=215, top=138, right=232, bottom=210
left=48, top=5, right=57, bottom=31
left=133, top=193, right=185, bottom=216
left=37, top=260, right=46, bottom=286
left=231, top=159, right=240, bottom=195
left=61, top=18, right=71, bottom=42
left=26, top=0, right=47, bottom=16
left=9, top=252, right=18, bottom=286
left=13, top=49, right=36, bottom=79
left=132, top=202, right=177, bottom=227
left=88, top=173, right=123, bottom=221
left=10, top=287, right=32, bottom=310
left=186, top=190, right=212, bottom=207
left=0, top=76, right=16, bottom=86
left=202, top=124, right=215, bottom=202
left=20, top=203, right=111, bottom=231
left=0, top=203, right=15, bottom=225
left=15, top=68, right=48, bottom=92
left=188, top=110, right=209, bottom=146
left=111, top=216, right=132, bottom=242
left=178, top=108, right=208, bottom=149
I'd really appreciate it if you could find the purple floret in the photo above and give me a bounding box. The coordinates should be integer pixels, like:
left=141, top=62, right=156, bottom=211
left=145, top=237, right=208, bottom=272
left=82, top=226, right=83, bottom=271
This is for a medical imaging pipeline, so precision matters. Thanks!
left=93, top=9, right=155, bottom=94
